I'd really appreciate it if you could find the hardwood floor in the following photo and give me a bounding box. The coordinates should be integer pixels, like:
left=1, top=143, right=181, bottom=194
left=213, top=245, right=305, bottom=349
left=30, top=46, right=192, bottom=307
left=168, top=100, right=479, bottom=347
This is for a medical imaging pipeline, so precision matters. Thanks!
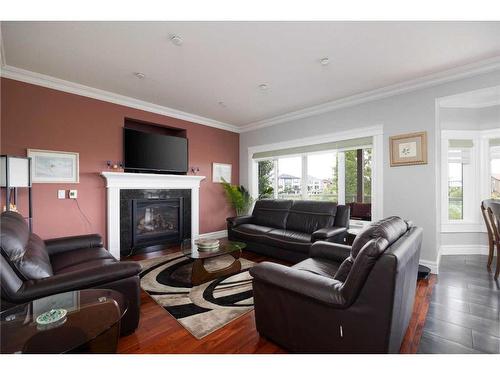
left=418, top=255, right=500, bottom=354
left=118, top=246, right=435, bottom=354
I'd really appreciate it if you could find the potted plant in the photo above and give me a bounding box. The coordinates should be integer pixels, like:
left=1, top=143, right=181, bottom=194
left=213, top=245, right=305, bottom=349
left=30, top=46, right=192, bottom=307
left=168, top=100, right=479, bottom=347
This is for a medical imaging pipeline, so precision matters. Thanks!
left=220, top=179, right=254, bottom=216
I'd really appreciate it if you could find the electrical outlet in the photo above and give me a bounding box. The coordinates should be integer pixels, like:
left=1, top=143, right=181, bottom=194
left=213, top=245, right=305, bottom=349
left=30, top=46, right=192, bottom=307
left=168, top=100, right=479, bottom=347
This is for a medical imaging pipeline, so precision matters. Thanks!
left=69, top=190, right=78, bottom=199
left=58, top=190, right=66, bottom=199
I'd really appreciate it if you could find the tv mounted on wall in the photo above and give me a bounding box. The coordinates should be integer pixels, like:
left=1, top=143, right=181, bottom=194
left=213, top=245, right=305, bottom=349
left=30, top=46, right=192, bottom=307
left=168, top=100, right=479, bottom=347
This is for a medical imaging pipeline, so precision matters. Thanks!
left=123, top=128, right=188, bottom=174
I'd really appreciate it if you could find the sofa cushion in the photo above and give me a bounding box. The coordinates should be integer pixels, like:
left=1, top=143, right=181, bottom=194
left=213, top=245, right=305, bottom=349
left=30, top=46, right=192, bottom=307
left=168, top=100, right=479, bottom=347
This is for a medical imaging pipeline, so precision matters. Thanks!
left=50, top=247, right=116, bottom=274
left=252, top=199, right=293, bottom=229
left=335, top=216, right=408, bottom=283
left=351, top=216, right=409, bottom=258
left=293, top=257, right=340, bottom=278
left=0, top=211, right=53, bottom=279
left=264, top=229, right=311, bottom=253
left=230, top=223, right=275, bottom=244
left=286, top=201, right=337, bottom=234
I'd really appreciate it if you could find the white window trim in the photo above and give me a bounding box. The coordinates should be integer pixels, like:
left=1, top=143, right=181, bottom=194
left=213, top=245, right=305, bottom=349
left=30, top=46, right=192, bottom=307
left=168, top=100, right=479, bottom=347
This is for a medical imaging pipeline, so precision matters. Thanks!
left=440, top=128, right=500, bottom=233
left=248, top=124, right=384, bottom=221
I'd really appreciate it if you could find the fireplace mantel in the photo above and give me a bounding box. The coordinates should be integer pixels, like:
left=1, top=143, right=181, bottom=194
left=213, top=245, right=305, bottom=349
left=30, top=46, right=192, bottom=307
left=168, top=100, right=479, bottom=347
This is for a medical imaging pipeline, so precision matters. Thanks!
left=101, top=172, right=205, bottom=259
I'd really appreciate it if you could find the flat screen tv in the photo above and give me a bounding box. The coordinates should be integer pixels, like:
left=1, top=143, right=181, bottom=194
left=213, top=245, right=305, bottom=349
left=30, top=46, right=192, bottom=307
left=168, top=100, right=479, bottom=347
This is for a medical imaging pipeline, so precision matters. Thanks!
left=124, top=128, right=188, bottom=173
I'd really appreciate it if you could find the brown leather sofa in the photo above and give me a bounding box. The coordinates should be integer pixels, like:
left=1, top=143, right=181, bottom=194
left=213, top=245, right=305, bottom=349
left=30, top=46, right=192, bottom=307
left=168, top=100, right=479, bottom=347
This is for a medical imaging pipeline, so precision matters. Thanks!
left=0, top=211, right=141, bottom=335
left=227, top=200, right=350, bottom=263
left=250, top=216, right=422, bottom=353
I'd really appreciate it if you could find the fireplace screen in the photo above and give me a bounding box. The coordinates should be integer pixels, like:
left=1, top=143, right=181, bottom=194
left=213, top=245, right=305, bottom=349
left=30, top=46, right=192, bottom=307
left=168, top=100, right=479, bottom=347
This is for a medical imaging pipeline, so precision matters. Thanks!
left=132, top=198, right=183, bottom=247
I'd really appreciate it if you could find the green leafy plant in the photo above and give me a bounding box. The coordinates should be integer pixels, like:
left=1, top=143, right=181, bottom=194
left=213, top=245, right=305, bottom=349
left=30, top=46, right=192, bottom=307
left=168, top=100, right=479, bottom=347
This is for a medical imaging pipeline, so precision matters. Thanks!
left=221, top=179, right=254, bottom=216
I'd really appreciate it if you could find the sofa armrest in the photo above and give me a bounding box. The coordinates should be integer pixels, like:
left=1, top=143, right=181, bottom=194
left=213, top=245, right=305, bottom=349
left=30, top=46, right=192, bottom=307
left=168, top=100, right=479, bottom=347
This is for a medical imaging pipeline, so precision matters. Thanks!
left=311, top=226, right=347, bottom=242
left=15, top=261, right=142, bottom=303
left=45, top=234, right=104, bottom=256
left=226, top=215, right=253, bottom=228
left=309, top=241, right=352, bottom=263
left=250, top=262, right=346, bottom=307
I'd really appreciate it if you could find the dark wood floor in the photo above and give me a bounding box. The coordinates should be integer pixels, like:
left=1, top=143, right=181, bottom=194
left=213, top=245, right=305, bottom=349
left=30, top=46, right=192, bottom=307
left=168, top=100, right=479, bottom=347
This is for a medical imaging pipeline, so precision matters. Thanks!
left=118, top=245, right=435, bottom=354
left=418, top=255, right=500, bottom=354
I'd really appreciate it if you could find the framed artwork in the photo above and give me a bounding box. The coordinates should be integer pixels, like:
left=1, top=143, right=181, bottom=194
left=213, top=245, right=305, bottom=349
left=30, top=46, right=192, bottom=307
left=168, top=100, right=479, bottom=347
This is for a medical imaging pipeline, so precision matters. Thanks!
left=212, top=163, right=232, bottom=183
left=389, top=132, right=428, bottom=167
left=27, top=149, right=79, bottom=183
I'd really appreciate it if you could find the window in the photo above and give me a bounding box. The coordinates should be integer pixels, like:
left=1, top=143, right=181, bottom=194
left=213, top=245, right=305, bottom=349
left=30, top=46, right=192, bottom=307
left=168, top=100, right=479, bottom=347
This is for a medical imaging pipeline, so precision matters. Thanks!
left=250, top=128, right=383, bottom=221
left=253, top=142, right=372, bottom=209
left=441, top=130, right=500, bottom=231
left=306, top=153, right=337, bottom=201
left=448, top=162, right=463, bottom=220
left=341, top=148, right=372, bottom=204
left=257, top=160, right=275, bottom=199
left=277, top=157, right=302, bottom=199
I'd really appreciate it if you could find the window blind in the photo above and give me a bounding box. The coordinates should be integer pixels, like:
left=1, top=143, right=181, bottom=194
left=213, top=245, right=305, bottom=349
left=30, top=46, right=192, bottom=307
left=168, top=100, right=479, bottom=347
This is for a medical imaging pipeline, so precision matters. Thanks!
left=448, top=139, right=474, bottom=148
left=489, top=138, right=500, bottom=147
left=252, top=136, right=372, bottom=159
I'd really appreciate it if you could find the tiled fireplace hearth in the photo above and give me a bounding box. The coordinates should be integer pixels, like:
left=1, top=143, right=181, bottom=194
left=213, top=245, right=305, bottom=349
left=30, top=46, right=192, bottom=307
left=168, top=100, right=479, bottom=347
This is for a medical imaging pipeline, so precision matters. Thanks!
left=101, top=172, right=205, bottom=259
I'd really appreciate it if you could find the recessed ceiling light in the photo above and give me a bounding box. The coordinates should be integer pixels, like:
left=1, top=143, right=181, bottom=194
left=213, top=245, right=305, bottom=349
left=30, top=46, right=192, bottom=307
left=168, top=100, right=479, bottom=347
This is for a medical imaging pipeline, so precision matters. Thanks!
left=133, top=72, right=145, bottom=79
left=319, top=57, right=330, bottom=66
left=258, top=84, right=268, bottom=91
left=170, top=35, right=183, bottom=46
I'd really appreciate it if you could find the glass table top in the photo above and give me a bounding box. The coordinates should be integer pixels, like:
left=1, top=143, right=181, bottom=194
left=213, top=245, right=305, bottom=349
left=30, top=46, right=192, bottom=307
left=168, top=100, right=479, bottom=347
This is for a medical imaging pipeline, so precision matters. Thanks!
left=181, top=238, right=246, bottom=259
left=0, top=289, right=127, bottom=354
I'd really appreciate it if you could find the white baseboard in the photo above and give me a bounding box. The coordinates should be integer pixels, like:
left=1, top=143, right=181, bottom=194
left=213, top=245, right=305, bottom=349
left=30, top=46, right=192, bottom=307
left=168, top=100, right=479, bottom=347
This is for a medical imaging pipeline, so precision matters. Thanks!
left=439, top=245, right=490, bottom=256
left=419, top=259, right=440, bottom=275
left=196, top=230, right=228, bottom=240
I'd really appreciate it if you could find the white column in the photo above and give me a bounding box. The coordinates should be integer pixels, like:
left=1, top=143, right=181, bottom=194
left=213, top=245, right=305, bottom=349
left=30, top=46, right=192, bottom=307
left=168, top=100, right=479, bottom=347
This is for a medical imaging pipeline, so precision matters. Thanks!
left=371, top=133, right=384, bottom=220
left=191, top=186, right=200, bottom=240
left=338, top=151, right=346, bottom=204
left=106, top=187, right=121, bottom=259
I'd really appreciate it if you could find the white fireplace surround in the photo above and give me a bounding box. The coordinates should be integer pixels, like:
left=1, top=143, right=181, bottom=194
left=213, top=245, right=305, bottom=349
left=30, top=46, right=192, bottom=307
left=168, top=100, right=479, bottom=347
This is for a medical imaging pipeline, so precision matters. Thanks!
left=101, top=171, right=206, bottom=259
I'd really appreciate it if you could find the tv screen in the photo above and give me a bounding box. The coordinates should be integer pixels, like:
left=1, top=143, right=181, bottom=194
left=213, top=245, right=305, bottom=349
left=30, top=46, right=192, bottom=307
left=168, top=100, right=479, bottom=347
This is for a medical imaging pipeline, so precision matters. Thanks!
left=124, top=128, right=188, bottom=173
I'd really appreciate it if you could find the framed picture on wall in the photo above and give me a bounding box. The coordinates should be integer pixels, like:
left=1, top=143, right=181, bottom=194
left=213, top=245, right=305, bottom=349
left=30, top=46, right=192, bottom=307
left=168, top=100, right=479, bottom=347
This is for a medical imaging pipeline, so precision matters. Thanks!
left=27, top=149, right=79, bottom=183
left=212, top=163, right=232, bottom=183
left=389, top=132, right=428, bottom=167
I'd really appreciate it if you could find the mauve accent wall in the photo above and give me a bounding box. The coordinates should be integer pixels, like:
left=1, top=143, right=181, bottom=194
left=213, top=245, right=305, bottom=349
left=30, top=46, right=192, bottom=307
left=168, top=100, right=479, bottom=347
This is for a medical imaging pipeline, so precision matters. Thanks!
left=0, top=78, right=239, bottom=241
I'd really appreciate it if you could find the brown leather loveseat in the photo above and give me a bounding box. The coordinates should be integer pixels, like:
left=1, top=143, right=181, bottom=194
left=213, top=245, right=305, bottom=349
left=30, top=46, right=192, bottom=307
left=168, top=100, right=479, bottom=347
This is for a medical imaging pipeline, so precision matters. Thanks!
left=250, top=216, right=422, bottom=353
left=0, top=211, right=141, bottom=335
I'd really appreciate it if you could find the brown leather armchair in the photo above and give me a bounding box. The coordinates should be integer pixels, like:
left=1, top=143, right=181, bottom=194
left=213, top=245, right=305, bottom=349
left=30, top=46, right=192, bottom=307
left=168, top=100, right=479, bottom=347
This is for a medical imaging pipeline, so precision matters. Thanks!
left=250, top=216, right=422, bottom=353
left=0, top=211, right=141, bottom=335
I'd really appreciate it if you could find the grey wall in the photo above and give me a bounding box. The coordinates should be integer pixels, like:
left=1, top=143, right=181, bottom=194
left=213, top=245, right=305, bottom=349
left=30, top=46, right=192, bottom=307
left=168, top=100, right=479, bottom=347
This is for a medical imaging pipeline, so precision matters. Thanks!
left=240, top=69, right=500, bottom=264
left=440, top=105, right=500, bottom=130
left=479, top=105, right=500, bottom=129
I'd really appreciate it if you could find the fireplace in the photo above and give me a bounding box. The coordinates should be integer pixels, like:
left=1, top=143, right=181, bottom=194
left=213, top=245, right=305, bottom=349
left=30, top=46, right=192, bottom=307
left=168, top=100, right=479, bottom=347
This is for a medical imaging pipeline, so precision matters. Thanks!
left=132, top=198, right=183, bottom=248
left=119, top=189, right=191, bottom=256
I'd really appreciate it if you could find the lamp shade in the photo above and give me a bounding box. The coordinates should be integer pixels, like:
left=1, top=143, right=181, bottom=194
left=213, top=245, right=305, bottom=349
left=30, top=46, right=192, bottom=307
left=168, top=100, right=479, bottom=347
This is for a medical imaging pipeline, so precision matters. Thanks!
left=0, top=155, right=31, bottom=188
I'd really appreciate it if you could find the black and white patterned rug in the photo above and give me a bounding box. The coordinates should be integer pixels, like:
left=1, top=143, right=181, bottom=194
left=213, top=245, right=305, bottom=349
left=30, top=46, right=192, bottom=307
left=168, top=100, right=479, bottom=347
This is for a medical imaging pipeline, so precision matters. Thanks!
left=139, top=252, right=255, bottom=339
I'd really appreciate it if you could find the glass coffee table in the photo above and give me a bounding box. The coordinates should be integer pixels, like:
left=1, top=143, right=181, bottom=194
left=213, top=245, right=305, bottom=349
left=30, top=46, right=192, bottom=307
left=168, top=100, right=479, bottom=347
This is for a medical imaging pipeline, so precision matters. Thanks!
left=181, top=238, right=246, bottom=285
left=0, top=289, right=127, bottom=354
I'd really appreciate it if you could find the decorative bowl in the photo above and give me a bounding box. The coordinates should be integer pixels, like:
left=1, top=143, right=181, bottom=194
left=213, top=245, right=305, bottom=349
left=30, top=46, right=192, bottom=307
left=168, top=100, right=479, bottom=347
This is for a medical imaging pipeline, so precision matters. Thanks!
left=35, top=308, right=67, bottom=325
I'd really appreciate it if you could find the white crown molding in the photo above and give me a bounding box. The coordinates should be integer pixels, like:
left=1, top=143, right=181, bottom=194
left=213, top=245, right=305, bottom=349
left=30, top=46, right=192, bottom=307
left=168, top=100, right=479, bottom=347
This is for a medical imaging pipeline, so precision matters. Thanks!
left=240, top=56, right=500, bottom=133
left=2, top=56, right=500, bottom=135
left=0, top=64, right=241, bottom=133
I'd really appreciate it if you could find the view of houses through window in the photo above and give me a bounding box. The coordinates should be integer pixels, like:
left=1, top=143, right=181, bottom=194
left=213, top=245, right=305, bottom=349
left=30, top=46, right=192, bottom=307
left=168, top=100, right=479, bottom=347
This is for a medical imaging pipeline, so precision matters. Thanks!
left=257, top=148, right=372, bottom=204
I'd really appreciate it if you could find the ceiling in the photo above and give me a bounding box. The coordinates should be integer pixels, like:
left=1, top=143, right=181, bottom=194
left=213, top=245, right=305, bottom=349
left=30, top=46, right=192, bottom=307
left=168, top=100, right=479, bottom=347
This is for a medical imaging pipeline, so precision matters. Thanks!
left=2, top=21, right=500, bottom=128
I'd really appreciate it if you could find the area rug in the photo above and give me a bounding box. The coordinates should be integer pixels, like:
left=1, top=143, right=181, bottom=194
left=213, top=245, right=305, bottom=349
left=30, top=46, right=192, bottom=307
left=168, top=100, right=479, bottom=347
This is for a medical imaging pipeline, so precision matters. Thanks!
left=138, top=252, right=255, bottom=339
